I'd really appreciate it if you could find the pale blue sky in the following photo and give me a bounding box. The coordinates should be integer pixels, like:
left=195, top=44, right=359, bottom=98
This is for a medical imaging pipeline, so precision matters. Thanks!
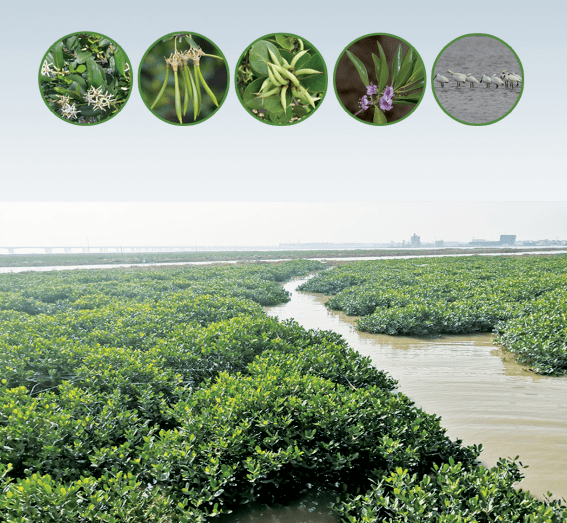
left=0, top=1, right=566, bottom=247
left=1, top=0, right=563, bottom=203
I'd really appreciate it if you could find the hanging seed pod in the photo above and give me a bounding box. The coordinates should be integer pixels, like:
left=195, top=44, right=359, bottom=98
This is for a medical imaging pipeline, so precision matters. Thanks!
left=196, top=66, right=218, bottom=106
left=150, top=64, right=170, bottom=109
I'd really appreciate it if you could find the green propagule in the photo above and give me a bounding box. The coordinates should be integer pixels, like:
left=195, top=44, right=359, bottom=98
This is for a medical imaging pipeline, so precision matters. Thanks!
left=151, top=35, right=223, bottom=123
left=256, top=46, right=322, bottom=112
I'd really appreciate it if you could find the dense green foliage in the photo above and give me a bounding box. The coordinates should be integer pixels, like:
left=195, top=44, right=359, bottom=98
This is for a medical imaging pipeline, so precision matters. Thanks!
left=0, top=246, right=557, bottom=268
left=0, top=260, right=565, bottom=521
left=299, top=255, right=567, bottom=375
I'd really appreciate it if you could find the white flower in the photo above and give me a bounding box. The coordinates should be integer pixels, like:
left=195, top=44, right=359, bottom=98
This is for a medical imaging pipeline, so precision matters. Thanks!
left=56, top=95, right=70, bottom=106
left=85, top=86, right=114, bottom=111
left=61, top=103, right=79, bottom=120
left=41, top=60, right=56, bottom=77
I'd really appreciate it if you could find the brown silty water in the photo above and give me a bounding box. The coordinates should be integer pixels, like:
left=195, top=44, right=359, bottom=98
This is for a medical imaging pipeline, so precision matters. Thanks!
left=265, top=277, right=567, bottom=502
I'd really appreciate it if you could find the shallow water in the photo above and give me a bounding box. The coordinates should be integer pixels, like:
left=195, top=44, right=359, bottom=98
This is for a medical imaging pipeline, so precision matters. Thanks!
left=434, top=35, right=523, bottom=124
left=266, top=277, right=567, bottom=501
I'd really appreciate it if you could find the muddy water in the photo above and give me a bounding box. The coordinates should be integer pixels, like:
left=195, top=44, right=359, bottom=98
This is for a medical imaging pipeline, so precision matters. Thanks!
left=266, top=277, right=567, bottom=501
left=433, top=35, right=522, bottom=124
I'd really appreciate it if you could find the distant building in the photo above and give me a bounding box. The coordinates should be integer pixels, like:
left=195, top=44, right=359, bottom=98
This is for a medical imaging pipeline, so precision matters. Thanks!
left=410, top=233, right=421, bottom=248
left=434, top=240, right=444, bottom=247
left=469, top=235, right=516, bottom=247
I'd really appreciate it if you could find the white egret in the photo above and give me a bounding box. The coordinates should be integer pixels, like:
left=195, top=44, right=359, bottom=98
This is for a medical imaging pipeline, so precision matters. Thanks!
left=480, top=74, right=492, bottom=87
left=508, top=73, right=521, bottom=88
left=491, top=74, right=504, bottom=88
left=466, top=73, right=480, bottom=87
left=447, top=69, right=467, bottom=87
left=434, top=74, right=449, bottom=87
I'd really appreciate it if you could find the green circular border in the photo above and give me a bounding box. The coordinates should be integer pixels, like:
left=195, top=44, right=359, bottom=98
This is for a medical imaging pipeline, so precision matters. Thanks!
left=138, top=31, right=229, bottom=126
left=38, top=31, right=133, bottom=126
left=333, top=33, right=427, bottom=127
left=234, top=33, right=328, bottom=127
left=430, top=33, right=524, bottom=126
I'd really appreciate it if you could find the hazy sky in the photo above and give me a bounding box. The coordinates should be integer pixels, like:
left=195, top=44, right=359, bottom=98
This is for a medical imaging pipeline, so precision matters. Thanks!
left=1, top=1, right=565, bottom=246
left=1, top=203, right=565, bottom=247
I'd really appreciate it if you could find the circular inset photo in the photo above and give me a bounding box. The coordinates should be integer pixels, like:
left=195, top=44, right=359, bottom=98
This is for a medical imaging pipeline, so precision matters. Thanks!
left=39, top=32, right=132, bottom=125
left=432, top=34, right=523, bottom=125
left=139, top=33, right=228, bottom=125
left=235, top=33, right=327, bottom=125
left=335, top=34, right=425, bottom=125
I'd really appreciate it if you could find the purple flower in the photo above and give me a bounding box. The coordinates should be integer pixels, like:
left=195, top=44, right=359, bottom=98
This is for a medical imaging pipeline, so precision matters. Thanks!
left=360, top=95, right=371, bottom=110
left=366, top=83, right=378, bottom=95
left=383, top=85, right=394, bottom=98
left=379, top=95, right=393, bottom=111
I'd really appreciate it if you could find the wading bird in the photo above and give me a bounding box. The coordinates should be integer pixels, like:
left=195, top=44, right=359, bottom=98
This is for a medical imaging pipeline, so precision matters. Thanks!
left=480, top=74, right=492, bottom=87
left=434, top=74, right=449, bottom=87
left=447, top=69, right=467, bottom=87
left=466, top=73, right=480, bottom=87
left=491, top=74, right=504, bottom=88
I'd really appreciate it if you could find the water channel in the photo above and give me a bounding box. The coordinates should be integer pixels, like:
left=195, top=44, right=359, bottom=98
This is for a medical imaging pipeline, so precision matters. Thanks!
left=265, top=277, right=567, bottom=502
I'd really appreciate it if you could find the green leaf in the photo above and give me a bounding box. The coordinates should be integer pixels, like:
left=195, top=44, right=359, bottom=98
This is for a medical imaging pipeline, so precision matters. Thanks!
left=377, top=41, right=389, bottom=94
left=264, top=94, right=284, bottom=114
left=298, top=54, right=326, bottom=92
left=373, top=107, right=387, bottom=124
left=53, top=41, right=64, bottom=70
left=75, top=64, right=86, bottom=74
left=345, top=50, right=368, bottom=87
left=411, top=60, right=424, bottom=83
left=68, top=74, right=87, bottom=89
left=392, top=99, right=418, bottom=105
left=99, top=38, right=112, bottom=47
left=372, top=53, right=381, bottom=86
left=66, top=36, right=79, bottom=51
left=394, top=94, right=421, bottom=103
left=293, top=105, right=308, bottom=118
left=392, top=44, right=402, bottom=86
left=396, top=48, right=414, bottom=89
left=242, top=78, right=264, bottom=109
left=114, top=47, right=128, bottom=77
left=249, top=40, right=282, bottom=77
left=77, top=104, right=103, bottom=117
left=86, top=58, right=104, bottom=89
left=275, top=34, right=294, bottom=50
left=278, top=49, right=294, bottom=66
left=269, top=110, right=288, bottom=124
left=76, top=50, right=92, bottom=65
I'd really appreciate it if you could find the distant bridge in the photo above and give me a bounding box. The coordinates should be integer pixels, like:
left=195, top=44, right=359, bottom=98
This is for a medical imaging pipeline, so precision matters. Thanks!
left=0, top=246, right=238, bottom=255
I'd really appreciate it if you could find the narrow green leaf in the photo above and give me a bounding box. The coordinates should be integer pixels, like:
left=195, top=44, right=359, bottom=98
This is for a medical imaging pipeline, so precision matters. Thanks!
left=184, top=36, right=199, bottom=49
left=392, top=99, right=418, bottom=105
left=412, top=60, right=424, bottom=82
left=396, top=48, right=415, bottom=88
left=53, top=41, right=64, bottom=70
left=345, top=50, right=368, bottom=87
left=373, top=107, right=387, bottom=124
left=372, top=53, right=381, bottom=86
left=377, top=42, right=389, bottom=94
left=391, top=44, right=402, bottom=87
